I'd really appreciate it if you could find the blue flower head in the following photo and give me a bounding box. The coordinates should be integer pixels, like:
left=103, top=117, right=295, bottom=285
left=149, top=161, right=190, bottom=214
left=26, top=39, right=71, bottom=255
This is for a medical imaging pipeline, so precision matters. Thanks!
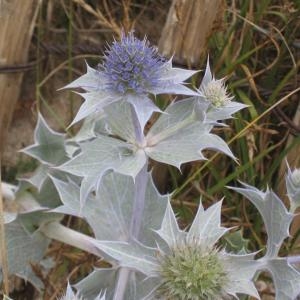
left=63, top=31, right=199, bottom=127
left=102, top=32, right=165, bottom=95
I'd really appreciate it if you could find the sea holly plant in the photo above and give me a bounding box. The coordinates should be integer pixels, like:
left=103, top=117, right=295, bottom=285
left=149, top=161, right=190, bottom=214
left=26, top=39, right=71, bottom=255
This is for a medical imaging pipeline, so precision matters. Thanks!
left=1, top=32, right=300, bottom=300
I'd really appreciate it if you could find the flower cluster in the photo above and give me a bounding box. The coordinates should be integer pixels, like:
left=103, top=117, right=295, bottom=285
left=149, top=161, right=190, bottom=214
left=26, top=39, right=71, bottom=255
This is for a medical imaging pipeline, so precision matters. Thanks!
left=102, top=32, right=165, bottom=94
left=201, top=78, right=233, bottom=107
left=158, top=243, right=228, bottom=299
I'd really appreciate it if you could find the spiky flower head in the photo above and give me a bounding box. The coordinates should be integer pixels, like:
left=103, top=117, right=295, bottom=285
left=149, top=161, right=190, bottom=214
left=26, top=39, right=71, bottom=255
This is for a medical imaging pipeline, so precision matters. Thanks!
left=62, top=31, right=198, bottom=127
left=153, top=201, right=260, bottom=299
left=102, top=31, right=165, bottom=94
left=201, top=78, right=233, bottom=108
left=158, top=242, right=228, bottom=299
left=92, top=199, right=261, bottom=299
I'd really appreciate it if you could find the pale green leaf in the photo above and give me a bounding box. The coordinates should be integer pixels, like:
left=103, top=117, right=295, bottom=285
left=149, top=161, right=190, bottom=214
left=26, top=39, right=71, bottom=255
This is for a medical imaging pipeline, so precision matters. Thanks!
left=92, top=240, right=159, bottom=276
left=187, top=201, right=229, bottom=248
left=58, top=135, right=147, bottom=202
left=223, top=253, right=261, bottom=299
left=231, top=183, right=294, bottom=258
left=0, top=219, right=50, bottom=290
left=265, top=258, right=300, bottom=300
left=155, top=201, right=184, bottom=247
left=22, top=113, right=68, bottom=166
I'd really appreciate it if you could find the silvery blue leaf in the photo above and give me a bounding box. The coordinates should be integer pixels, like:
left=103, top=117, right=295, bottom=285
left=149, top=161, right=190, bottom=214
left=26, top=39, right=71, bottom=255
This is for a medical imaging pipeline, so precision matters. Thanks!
left=92, top=240, right=159, bottom=276
left=160, top=59, right=199, bottom=82
left=62, top=63, right=105, bottom=92
left=52, top=173, right=133, bottom=241
left=151, top=81, right=199, bottom=96
left=75, top=268, right=117, bottom=300
left=146, top=122, right=234, bottom=168
left=151, top=59, right=199, bottom=96
left=230, top=183, right=294, bottom=258
left=187, top=200, right=229, bottom=248
left=0, top=219, right=50, bottom=290
left=146, top=98, right=197, bottom=139
left=204, top=99, right=248, bottom=122
left=145, top=99, right=235, bottom=168
left=201, top=57, right=213, bottom=87
left=23, top=164, right=49, bottom=191
left=222, top=252, right=261, bottom=299
left=126, top=94, right=161, bottom=133
left=52, top=172, right=167, bottom=246
left=104, top=100, right=138, bottom=144
left=140, top=175, right=169, bottom=247
left=22, top=113, right=68, bottom=166
left=68, top=112, right=106, bottom=143
left=155, top=201, right=185, bottom=247
left=264, top=258, right=300, bottom=300
left=75, top=268, right=160, bottom=300
left=70, top=91, right=119, bottom=126
left=58, top=135, right=147, bottom=203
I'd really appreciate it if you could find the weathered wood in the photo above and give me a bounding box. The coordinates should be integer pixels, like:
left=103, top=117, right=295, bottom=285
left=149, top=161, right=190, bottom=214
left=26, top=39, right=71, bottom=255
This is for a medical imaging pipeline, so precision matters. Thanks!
left=158, top=0, right=225, bottom=66
left=0, top=0, right=39, bottom=153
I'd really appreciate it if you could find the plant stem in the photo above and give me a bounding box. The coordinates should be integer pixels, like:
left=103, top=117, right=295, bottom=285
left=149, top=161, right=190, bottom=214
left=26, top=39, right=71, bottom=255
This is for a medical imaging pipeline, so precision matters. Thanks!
left=112, top=104, right=148, bottom=300
left=40, top=221, right=103, bottom=258
left=287, top=255, right=300, bottom=265
left=113, top=268, right=131, bottom=300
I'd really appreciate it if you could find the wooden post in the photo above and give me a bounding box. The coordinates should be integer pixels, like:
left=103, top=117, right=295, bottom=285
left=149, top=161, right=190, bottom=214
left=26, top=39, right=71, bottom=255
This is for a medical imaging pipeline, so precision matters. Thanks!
left=158, top=0, right=225, bottom=66
left=0, top=0, right=40, bottom=154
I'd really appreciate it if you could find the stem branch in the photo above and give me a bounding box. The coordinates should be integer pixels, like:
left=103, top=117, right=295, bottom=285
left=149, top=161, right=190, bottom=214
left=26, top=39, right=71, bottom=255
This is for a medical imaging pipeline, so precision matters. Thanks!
left=40, top=221, right=103, bottom=258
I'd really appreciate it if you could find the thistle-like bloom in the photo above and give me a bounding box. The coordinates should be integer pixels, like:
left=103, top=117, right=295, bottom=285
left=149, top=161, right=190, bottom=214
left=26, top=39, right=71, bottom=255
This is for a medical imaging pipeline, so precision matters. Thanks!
left=158, top=244, right=228, bottom=299
left=201, top=78, right=233, bottom=108
left=199, top=60, right=233, bottom=108
left=196, top=59, right=247, bottom=123
left=102, top=32, right=165, bottom=94
left=152, top=201, right=260, bottom=299
left=94, top=200, right=261, bottom=299
left=63, top=31, right=198, bottom=128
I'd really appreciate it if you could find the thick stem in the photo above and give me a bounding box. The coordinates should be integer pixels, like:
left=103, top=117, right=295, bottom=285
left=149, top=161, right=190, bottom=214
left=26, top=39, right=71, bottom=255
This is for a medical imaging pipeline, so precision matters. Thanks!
left=40, top=221, right=103, bottom=258
left=113, top=268, right=131, bottom=300
left=113, top=104, right=148, bottom=300
left=129, top=163, right=148, bottom=238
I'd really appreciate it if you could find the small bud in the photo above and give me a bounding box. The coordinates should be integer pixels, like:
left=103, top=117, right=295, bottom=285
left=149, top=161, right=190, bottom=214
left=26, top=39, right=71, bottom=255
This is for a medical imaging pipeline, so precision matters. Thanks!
left=201, top=78, right=233, bottom=107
